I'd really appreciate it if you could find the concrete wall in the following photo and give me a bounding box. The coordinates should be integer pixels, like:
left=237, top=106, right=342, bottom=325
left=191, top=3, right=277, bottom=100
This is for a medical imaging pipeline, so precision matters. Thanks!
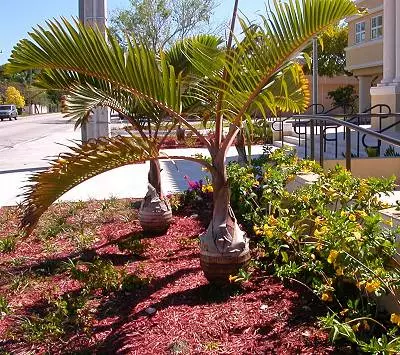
left=304, top=75, right=359, bottom=112
left=324, top=157, right=400, bottom=182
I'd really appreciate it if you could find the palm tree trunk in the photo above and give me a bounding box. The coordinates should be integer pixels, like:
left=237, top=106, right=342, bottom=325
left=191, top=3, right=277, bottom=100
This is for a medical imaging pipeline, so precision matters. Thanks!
left=139, top=159, right=172, bottom=234
left=235, top=129, right=248, bottom=166
left=200, top=154, right=250, bottom=283
left=148, top=159, right=162, bottom=197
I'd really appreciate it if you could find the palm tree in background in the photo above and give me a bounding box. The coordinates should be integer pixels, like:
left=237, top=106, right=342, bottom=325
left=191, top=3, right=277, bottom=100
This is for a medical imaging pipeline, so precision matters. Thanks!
left=7, top=0, right=359, bottom=282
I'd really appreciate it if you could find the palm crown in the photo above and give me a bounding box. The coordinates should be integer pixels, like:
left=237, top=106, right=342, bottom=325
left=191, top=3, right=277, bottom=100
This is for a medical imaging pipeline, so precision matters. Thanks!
left=6, top=0, right=359, bottom=263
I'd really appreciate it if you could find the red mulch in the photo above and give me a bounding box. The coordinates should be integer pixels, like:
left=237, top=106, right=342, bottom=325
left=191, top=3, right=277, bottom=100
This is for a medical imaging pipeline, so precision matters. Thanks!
left=0, top=201, right=348, bottom=354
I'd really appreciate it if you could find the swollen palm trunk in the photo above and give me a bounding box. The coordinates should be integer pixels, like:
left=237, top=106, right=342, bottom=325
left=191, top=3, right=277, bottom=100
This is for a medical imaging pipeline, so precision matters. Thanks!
left=200, top=159, right=250, bottom=283
left=139, top=160, right=172, bottom=233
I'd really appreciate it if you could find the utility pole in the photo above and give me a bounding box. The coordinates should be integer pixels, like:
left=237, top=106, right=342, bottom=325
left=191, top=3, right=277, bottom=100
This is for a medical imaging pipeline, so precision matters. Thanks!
left=78, top=0, right=110, bottom=142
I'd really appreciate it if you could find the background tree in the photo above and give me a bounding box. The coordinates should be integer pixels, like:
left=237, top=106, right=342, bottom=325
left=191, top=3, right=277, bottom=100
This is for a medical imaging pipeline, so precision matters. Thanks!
left=304, top=23, right=350, bottom=77
left=110, top=0, right=217, bottom=50
left=4, top=86, right=25, bottom=108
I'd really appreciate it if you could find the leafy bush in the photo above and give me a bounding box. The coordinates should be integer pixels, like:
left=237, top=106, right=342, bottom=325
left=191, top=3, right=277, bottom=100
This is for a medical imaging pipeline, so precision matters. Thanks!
left=227, top=148, right=400, bottom=351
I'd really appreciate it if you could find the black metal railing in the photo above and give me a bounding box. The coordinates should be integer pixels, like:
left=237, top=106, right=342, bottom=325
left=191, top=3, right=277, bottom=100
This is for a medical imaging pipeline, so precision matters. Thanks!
left=271, top=104, right=400, bottom=162
left=285, top=114, right=400, bottom=170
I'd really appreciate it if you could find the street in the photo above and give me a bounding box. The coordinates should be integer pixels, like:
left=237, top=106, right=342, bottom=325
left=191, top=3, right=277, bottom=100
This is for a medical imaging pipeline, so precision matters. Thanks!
left=0, top=114, right=211, bottom=207
left=0, top=113, right=79, bottom=171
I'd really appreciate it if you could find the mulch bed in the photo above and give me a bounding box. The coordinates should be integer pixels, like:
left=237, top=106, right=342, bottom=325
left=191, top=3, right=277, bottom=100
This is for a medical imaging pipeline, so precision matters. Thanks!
left=0, top=200, right=350, bottom=354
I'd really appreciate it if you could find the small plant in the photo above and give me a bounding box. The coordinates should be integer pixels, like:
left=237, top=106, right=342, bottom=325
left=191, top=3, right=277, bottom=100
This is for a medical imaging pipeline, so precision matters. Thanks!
left=0, top=296, right=11, bottom=318
left=10, top=271, right=32, bottom=293
left=0, top=234, right=17, bottom=253
left=72, top=230, right=96, bottom=251
left=18, top=294, right=90, bottom=343
left=168, top=340, right=190, bottom=354
left=38, top=215, right=69, bottom=239
left=117, top=235, right=148, bottom=255
left=229, top=268, right=253, bottom=283
left=121, top=272, right=151, bottom=291
left=67, top=258, right=121, bottom=293
left=177, top=237, right=199, bottom=248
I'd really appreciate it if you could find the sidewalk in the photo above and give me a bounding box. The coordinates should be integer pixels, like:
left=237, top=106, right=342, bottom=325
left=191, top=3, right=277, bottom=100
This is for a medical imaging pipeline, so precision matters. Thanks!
left=0, top=145, right=265, bottom=207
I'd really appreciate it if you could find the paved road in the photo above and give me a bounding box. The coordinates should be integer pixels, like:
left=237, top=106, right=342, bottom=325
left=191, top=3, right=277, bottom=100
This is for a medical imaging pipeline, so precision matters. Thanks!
left=0, top=113, right=79, bottom=171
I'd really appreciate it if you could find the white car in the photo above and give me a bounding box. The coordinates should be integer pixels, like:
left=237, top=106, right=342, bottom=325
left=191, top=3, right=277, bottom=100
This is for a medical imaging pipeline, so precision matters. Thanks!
left=0, top=104, right=18, bottom=121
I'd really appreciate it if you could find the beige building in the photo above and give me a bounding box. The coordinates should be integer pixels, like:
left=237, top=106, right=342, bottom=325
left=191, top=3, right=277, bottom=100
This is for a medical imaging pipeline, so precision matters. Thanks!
left=346, top=0, right=383, bottom=112
left=346, top=0, right=400, bottom=124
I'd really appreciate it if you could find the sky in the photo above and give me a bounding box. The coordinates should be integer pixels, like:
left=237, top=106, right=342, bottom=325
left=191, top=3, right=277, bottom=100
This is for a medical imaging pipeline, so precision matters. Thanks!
left=0, top=0, right=267, bottom=65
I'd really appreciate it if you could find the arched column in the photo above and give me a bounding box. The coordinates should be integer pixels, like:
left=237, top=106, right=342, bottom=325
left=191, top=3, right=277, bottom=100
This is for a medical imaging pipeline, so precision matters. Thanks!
left=358, top=75, right=372, bottom=112
left=381, top=0, right=396, bottom=85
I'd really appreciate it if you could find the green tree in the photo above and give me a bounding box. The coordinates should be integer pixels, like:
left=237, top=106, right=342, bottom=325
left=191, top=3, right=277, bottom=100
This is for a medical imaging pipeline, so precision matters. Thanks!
left=110, top=0, right=217, bottom=51
left=7, top=0, right=359, bottom=283
left=304, top=24, right=350, bottom=77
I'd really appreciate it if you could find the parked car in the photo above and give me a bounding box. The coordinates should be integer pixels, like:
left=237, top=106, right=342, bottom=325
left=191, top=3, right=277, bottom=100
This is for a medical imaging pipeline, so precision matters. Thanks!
left=0, top=105, right=18, bottom=121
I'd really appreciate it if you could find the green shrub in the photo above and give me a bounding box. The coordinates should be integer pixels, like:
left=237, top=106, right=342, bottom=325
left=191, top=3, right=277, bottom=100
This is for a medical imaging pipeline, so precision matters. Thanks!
left=227, top=148, right=400, bottom=351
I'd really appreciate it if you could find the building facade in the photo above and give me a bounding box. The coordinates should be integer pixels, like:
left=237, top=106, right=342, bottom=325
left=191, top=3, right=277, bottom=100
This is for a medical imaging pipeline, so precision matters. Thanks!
left=345, top=0, right=383, bottom=113
left=346, top=0, right=400, bottom=125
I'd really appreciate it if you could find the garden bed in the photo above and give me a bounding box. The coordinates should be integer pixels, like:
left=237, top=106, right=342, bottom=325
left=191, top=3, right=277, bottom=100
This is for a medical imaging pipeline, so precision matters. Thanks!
left=0, top=199, right=347, bottom=354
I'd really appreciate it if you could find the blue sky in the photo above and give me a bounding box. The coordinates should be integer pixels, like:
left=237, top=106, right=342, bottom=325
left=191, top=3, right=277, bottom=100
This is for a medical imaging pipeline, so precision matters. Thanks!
left=0, top=0, right=267, bottom=65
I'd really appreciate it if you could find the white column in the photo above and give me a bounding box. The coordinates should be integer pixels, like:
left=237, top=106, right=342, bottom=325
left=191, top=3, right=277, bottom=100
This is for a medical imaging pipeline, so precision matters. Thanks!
left=381, top=0, right=396, bottom=85
left=394, top=1, right=400, bottom=83
left=358, top=76, right=372, bottom=112
left=79, top=0, right=110, bottom=141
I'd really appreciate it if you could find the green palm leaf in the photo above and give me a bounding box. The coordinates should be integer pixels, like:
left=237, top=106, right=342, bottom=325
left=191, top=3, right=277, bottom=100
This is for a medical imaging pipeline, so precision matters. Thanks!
left=20, top=135, right=159, bottom=235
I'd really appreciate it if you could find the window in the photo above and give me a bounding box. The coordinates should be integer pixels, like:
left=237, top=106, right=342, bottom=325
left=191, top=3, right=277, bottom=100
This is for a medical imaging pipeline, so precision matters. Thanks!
left=371, top=15, right=383, bottom=39
left=355, top=21, right=366, bottom=43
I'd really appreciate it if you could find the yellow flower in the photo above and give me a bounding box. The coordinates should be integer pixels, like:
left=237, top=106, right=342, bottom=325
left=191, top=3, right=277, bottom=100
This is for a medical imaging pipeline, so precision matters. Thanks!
left=228, top=275, right=238, bottom=282
left=391, top=313, right=400, bottom=326
left=321, top=293, right=332, bottom=302
left=384, top=219, right=394, bottom=227
left=314, top=226, right=329, bottom=238
left=314, top=216, right=325, bottom=225
left=265, top=229, right=273, bottom=238
left=341, top=211, right=348, bottom=218
left=253, top=226, right=263, bottom=236
left=355, top=210, right=367, bottom=218
left=351, top=322, right=360, bottom=332
left=339, top=308, right=349, bottom=316
left=365, top=280, right=381, bottom=293
left=348, top=214, right=356, bottom=222
left=201, top=184, right=213, bottom=193
left=268, top=215, right=278, bottom=226
left=353, top=231, right=362, bottom=240
left=335, top=267, right=344, bottom=276
left=327, top=250, right=339, bottom=264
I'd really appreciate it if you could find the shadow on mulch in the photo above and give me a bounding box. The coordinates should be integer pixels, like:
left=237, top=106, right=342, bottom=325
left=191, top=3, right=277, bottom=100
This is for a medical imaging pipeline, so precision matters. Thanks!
left=1, top=230, right=150, bottom=280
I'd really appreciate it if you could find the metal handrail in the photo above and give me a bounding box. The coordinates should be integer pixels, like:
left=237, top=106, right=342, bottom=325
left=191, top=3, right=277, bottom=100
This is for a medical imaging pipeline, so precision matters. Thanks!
left=361, top=113, right=400, bottom=155
left=290, top=114, right=400, bottom=170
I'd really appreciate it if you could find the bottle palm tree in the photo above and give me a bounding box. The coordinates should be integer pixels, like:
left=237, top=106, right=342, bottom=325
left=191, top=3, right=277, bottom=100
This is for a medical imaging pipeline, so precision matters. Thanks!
left=7, top=0, right=359, bottom=283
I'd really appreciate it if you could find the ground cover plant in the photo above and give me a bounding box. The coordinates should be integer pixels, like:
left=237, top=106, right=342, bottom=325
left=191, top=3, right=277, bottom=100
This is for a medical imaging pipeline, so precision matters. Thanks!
left=5, top=0, right=359, bottom=282
left=0, top=197, right=348, bottom=354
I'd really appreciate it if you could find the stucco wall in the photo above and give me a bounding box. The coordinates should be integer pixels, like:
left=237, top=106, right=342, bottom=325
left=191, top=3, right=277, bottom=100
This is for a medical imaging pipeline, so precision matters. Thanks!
left=324, top=157, right=400, bottom=182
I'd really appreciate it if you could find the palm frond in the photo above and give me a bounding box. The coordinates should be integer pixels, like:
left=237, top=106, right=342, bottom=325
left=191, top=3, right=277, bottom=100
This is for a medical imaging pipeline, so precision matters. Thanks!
left=7, top=18, right=183, bottom=117
left=20, top=135, right=159, bottom=235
